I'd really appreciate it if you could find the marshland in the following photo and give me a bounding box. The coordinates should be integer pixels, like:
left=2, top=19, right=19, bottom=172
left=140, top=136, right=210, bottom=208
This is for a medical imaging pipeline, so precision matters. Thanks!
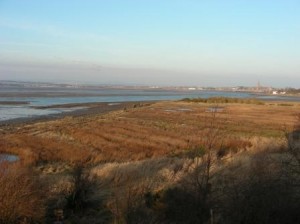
left=1, top=1, right=300, bottom=222
left=1, top=97, right=299, bottom=223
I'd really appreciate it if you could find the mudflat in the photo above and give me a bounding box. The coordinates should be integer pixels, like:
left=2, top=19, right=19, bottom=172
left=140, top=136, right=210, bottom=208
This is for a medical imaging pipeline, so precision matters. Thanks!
left=0, top=101, right=148, bottom=126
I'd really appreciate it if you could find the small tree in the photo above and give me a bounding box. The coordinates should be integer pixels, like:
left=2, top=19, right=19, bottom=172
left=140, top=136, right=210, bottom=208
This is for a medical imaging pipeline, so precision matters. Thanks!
left=185, top=108, right=227, bottom=223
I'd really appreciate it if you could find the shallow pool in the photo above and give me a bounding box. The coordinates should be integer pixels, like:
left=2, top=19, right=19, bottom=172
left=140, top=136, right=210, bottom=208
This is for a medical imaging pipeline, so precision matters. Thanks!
left=0, top=154, right=19, bottom=163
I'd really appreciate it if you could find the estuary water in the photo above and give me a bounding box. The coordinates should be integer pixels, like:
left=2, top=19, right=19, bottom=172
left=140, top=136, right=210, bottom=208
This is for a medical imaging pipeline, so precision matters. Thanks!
left=0, top=87, right=295, bottom=122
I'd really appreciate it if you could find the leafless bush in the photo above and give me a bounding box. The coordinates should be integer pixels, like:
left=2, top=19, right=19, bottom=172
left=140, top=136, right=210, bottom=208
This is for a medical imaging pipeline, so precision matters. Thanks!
left=64, top=164, right=98, bottom=213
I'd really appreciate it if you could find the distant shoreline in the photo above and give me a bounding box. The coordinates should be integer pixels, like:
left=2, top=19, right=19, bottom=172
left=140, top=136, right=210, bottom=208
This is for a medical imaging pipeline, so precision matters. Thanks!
left=0, top=101, right=155, bottom=127
left=1, top=96, right=300, bottom=127
left=1, top=88, right=300, bottom=126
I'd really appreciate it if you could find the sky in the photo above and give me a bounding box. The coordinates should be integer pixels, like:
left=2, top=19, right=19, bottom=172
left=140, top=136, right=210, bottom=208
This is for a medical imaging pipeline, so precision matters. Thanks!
left=0, top=0, right=299, bottom=87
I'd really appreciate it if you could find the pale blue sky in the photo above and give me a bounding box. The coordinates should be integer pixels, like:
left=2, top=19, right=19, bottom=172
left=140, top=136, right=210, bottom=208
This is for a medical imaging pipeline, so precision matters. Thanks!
left=0, top=0, right=299, bottom=87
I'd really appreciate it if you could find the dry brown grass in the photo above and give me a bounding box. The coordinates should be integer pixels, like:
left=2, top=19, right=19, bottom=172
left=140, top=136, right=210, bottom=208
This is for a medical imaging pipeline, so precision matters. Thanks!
left=1, top=100, right=298, bottom=223
left=0, top=162, right=45, bottom=223
left=0, top=101, right=298, bottom=165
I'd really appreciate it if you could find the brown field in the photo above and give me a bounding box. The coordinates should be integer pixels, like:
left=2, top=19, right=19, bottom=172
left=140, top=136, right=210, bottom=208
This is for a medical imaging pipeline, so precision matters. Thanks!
left=1, top=100, right=299, bottom=223
left=0, top=100, right=298, bottom=165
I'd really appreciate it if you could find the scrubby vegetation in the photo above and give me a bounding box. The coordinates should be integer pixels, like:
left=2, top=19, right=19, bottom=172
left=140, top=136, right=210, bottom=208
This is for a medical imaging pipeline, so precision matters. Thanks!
left=181, top=97, right=265, bottom=105
left=0, top=101, right=299, bottom=223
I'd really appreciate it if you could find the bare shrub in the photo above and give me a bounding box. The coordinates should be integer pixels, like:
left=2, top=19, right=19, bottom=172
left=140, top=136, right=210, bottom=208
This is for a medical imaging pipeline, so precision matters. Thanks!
left=57, top=163, right=112, bottom=223
left=64, top=165, right=97, bottom=213
left=0, top=162, right=45, bottom=224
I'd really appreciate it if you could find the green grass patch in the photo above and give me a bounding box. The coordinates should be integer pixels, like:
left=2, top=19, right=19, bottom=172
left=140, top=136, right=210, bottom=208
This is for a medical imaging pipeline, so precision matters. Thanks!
left=277, top=103, right=293, bottom=106
left=181, top=97, right=265, bottom=105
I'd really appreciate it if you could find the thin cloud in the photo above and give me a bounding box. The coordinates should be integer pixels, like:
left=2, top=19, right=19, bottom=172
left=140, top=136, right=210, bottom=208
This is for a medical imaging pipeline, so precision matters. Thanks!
left=0, top=18, right=109, bottom=41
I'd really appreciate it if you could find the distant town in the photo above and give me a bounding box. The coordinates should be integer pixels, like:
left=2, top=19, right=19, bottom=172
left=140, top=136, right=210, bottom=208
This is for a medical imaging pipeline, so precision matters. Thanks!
left=0, top=80, right=299, bottom=95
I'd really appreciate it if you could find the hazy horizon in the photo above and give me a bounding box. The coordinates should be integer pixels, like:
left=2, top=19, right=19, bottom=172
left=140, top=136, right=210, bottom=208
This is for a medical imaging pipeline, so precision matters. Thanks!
left=0, top=1, right=299, bottom=88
